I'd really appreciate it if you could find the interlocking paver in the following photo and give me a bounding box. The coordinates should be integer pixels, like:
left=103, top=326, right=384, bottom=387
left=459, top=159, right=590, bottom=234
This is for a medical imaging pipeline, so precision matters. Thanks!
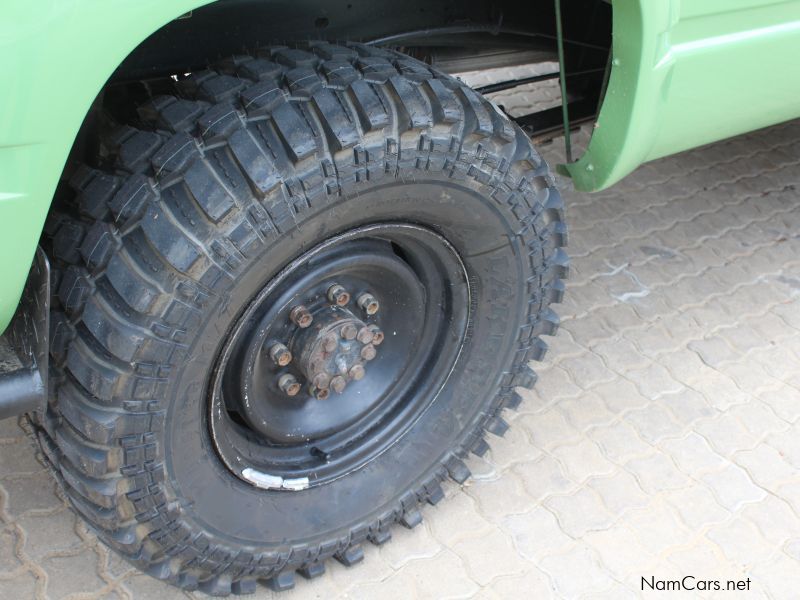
left=385, top=549, right=480, bottom=599
left=624, top=363, right=684, bottom=400
left=752, top=554, right=800, bottom=600
left=41, top=550, right=107, bottom=599
left=481, top=421, right=543, bottom=470
left=664, top=485, right=730, bottom=531
left=588, top=421, right=653, bottom=463
left=625, top=454, right=691, bottom=495
left=785, top=538, right=800, bottom=561
left=539, top=545, right=617, bottom=599
left=706, top=517, right=776, bottom=570
left=502, top=507, right=575, bottom=562
left=690, top=373, right=751, bottom=411
left=451, top=529, right=530, bottom=586
left=584, top=583, right=640, bottom=600
left=426, top=489, right=494, bottom=547
left=379, top=522, right=442, bottom=570
left=3, top=66, right=800, bottom=599
left=701, top=464, right=768, bottom=512
left=0, top=571, right=37, bottom=599
left=587, top=470, right=650, bottom=517
left=557, top=393, right=617, bottom=432
left=513, top=455, right=578, bottom=502
left=524, top=365, right=584, bottom=411
left=659, top=388, right=715, bottom=427
left=589, top=337, right=651, bottom=373
left=621, top=501, right=694, bottom=556
left=479, top=568, right=555, bottom=600
left=544, top=487, right=615, bottom=537
left=734, top=444, right=797, bottom=490
left=591, top=378, right=649, bottom=415
left=695, top=413, right=760, bottom=457
left=551, top=438, right=616, bottom=483
left=759, top=384, right=800, bottom=423
left=624, top=404, right=685, bottom=444
left=741, top=495, right=800, bottom=546
left=558, top=352, right=617, bottom=391
left=660, top=433, right=728, bottom=477
left=666, top=540, right=727, bottom=575
left=466, top=472, right=536, bottom=523
left=584, top=524, right=656, bottom=580
left=15, top=509, right=83, bottom=561
left=518, top=408, right=582, bottom=450
left=716, top=362, right=779, bottom=397
left=766, top=422, right=800, bottom=468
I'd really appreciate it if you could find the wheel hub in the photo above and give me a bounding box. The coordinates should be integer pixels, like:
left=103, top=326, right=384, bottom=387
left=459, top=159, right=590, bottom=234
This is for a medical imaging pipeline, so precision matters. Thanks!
left=291, top=304, right=383, bottom=400
left=208, top=223, right=470, bottom=490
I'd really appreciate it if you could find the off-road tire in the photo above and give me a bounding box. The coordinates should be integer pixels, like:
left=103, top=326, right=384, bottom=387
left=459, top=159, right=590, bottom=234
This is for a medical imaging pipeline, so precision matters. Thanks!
left=37, top=43, right=567, bottom=594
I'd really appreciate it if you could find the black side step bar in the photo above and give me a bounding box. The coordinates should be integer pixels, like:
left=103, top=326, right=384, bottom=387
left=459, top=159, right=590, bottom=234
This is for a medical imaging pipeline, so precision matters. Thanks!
left=0, top=247, right=49, bottom=420
left=513, top=97, right=597, bottom=142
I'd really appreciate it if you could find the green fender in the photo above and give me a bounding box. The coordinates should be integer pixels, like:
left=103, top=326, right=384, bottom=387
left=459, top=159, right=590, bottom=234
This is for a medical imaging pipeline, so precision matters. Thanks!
left=567, top=0, right=800, bottom=191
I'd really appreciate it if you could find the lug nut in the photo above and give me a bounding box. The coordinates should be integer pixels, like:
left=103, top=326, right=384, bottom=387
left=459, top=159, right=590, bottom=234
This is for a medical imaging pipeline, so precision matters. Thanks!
left=361, top=344, right=377, bottom=361
left=278, top=374, right=301, bottom=396
left=356, top=326, right=374, bottom=344
left=322, top=333, right=338, bottom=353
left=341, top=323, right=358, bottom=340
left=349, top=364, right=366, bottom=381
left=357, top=293, right=380, bottom=315
left=269, top=343, right=292, bottom=366
left=331, top=376, right=347, bottom=394
left=289, top=305, right=313, bottom=328
left=368, top=325, right=384, bottom=346
left=327, top=283, right=350, bottom=307
left=312, top=372, right=331, bottom=390
left=313, top=386, right=330, bottom=400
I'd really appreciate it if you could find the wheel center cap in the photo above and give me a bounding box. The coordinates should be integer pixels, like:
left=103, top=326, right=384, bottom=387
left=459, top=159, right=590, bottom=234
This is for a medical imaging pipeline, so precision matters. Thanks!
left=292, top=306, right=384, bottom=400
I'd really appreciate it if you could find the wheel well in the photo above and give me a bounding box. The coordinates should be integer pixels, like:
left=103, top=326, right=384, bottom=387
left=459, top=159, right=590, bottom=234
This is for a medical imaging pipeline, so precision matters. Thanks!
left=63, top=0, right=611, bottom=178
left=112, top=0, right=610, bottom=81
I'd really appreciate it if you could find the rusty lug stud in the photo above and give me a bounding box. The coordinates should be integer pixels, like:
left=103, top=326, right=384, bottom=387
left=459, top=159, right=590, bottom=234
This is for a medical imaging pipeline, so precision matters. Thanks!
left=356, top=326, right=374, bottom=345
left=322, top=333, right=339, bottom=353
left=340, top=323, right=358, bottom=340
left=278, top=374, right=301, bottom=397
left=312, top=372, right=331, bottom=390
left=313, top=386, right=330, bottom=400
left=327, top=283, right=350, bottom=307
left=361, top=344, right=377, bottom=361
left=289, top=305, right=313, bottom=328
left=269, top=343, right=292, bottom=366
left=357, top=293, right=380, bottom=315
left=349, top=364, right=366, bottom=381
left=367, top=325, right=384, bottom=346
left=331, top=376, right=347, bottom=394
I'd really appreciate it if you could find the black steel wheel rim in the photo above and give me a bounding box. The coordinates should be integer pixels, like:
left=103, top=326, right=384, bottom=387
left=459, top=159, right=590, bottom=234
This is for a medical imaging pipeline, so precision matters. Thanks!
left=208, top=223, right=471, bottom=490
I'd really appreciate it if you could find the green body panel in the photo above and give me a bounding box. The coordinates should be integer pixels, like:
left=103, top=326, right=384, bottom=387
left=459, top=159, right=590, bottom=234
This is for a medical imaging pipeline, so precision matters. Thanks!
left=1, top=0, right=799, bottom=332
left=567, top=0, right=800, bottom=191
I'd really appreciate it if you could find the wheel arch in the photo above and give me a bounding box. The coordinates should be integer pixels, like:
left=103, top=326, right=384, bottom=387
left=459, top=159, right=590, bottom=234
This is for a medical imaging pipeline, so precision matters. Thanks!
left=566, top=0, right=800, bottom=192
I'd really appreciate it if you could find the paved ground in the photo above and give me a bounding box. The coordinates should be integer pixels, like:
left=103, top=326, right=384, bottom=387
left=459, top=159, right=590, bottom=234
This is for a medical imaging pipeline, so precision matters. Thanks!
left=2, top=67, right=800, bottom=599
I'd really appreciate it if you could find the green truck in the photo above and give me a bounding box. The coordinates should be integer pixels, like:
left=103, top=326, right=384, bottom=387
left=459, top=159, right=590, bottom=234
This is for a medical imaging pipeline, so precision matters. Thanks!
left=1, top=0, right=798, bottom=593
